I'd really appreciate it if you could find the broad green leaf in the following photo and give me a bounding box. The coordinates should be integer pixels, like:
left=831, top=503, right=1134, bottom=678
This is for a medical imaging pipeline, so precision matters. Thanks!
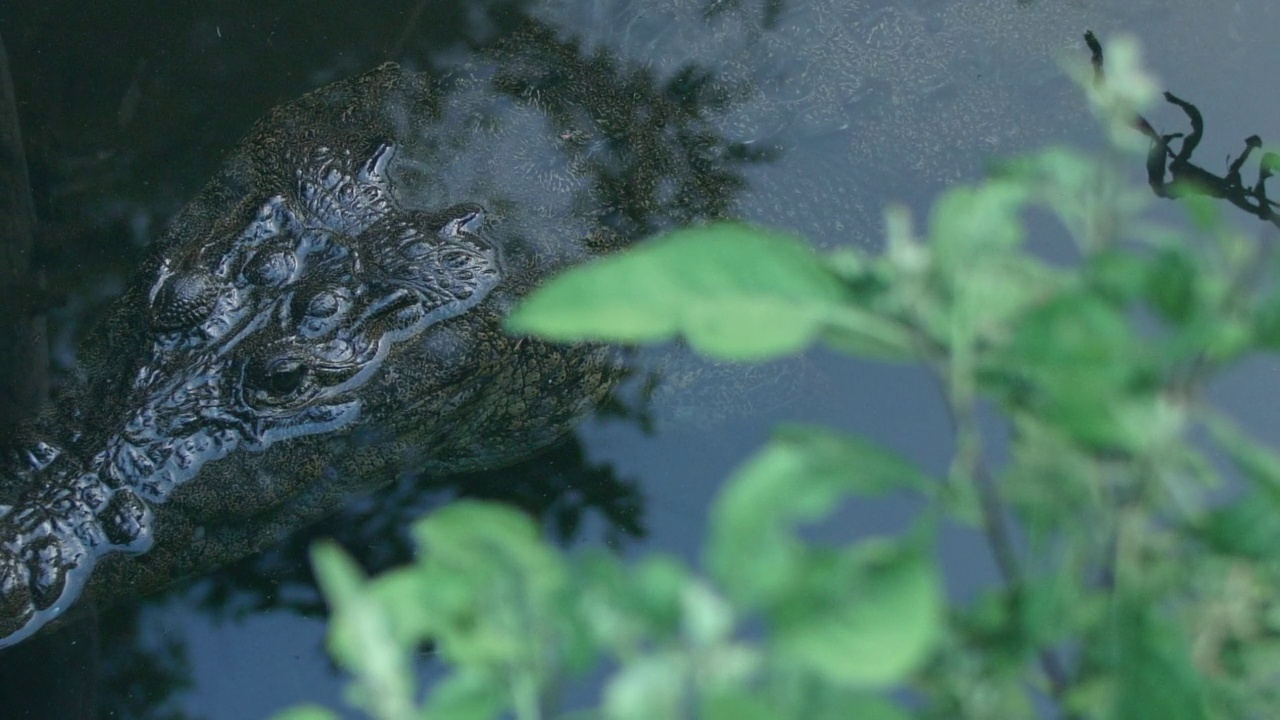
left=1020, top=572, right=1108, bottom=649
left=1108, top=598, right=1208, bottom=720
left=707, top=424, right=934, bottom=606
left=772, top=539, right=942, bottom=688
left=409, top=502, right=569, bottom=672
left=819, top=241, right=920, bottom=361
left=410, top=502, right=565, bottom=601
left=506, top=222, right=848, bottom=360
left=990, top=289, right=1145, bottom=450
left=929, top=180, right=1028, bottom=259
left=998, top=415, right=1099, bottom=546
left=311, top=543, right=417, bottom=720
left=1198, top=418, right=1280, bottom=560
left=368, top=567, right=435, bottom=647
left=916, top=178, right=1060, bottom=357
left=998, top=146, right=1104, bottom=205
left=577, top=552, right=691, bottom=653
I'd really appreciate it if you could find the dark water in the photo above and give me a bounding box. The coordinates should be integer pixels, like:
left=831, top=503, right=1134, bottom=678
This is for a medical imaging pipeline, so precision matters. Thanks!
left=0, top=1, right=1277, bottom=718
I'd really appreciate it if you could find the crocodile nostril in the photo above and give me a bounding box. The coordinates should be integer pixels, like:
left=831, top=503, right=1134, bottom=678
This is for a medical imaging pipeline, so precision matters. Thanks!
left=0, top=550, right=33, bottom=637
left=101, top=490, right=151, bottom=549
left=23, top=536, right=65, bottom=611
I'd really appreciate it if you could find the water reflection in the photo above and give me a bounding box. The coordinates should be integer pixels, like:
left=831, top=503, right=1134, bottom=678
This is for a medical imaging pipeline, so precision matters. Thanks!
left=188, top=436, right=644, bottom=624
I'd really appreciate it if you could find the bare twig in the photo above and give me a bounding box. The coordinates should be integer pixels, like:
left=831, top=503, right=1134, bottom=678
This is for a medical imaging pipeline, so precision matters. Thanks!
left=934, top=365, right=1075, bottom=707
left=1085, top=31, right=1280, bottom=229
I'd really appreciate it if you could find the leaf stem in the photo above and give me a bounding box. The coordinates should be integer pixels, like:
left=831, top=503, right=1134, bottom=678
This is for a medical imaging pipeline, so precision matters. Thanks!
left=934, top=363, right=1075, bottom=707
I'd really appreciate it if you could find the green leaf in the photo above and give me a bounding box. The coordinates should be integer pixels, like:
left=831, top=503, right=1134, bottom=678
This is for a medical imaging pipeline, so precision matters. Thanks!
left=929, top=180, right=1029, bottom=258
left=681, top=580, right=736, bottom=648
left=578, top=552, right=691, bottom=652
left=1195, top=499, right=1280, bottom=559
left=1085, top=249, right=1150, bottom=303
left=421, top=671, right=506, bottom=720
left=704, top=687, right=914, bottom=720
left=992, top=289, right=1145, bottom=450
left=706, top=425, right=941, bottom=688
left=916, top=178, right=1061, bottom=356
left=506, top=222, right=848, bottom=360
left=702, top=689, right=779, bottom=720
left=823, top=247, right=868, bottom=280
left=1179, top=194, right=1224, bottom=233
left=311, top=543, right=417, bottom=720
left=267, top=706, right=341, bottom=720
left=411, top=501, right=554, bottom=571
left=820, top=306, right=919, bottom=362
left=707, top=425, right=934, bottom=607
left=312, top=541, right=366, bottom=614
left=772, top=539, right=942, bottom=688
left=367, top=567, right=435, bottom=648
left=603, top=652, right=687, bottom=720
left=1108, top=598, right=1208, bottom=720
left=1252, top=286, right=1280, bottom=351
left=1199, top=416, right=1280, bottom=559
left=808, top=691, right=916, bottom=720
left=1206, top=415, right=1280, bottom=506
left=1145, top=247, right=1198, bottom=324
left=409, top=502, right=569, bottom=673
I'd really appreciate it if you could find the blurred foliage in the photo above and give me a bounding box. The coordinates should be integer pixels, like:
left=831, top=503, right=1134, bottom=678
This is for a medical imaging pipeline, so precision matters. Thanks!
left=281, top=36, right=1280, bottom=720
left=185, top=435, right=644, bottom=624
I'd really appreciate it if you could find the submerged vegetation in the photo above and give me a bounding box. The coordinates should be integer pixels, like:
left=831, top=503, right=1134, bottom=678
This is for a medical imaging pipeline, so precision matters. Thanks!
left=276, top=36, right=1280, bottom=720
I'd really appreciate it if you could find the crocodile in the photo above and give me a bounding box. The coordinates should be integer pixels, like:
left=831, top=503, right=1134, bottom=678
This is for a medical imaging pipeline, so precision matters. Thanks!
left=0, top=62, right=641, bottom=647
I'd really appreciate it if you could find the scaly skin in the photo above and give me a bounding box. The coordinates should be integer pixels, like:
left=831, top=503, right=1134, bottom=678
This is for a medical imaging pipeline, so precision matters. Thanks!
left=0, top=63, right=625, bottom=647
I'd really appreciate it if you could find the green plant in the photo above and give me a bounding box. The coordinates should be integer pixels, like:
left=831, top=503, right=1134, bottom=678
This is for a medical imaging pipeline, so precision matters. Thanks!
left=275, top=37, right=1280, bottom=719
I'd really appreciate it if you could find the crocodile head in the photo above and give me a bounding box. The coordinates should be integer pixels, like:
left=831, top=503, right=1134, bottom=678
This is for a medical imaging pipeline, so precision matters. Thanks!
left=0, top=130, right=503, bottom=645
left=0, top=35, right=741, bottom=645
left=138, top=142, right=500, bottom=463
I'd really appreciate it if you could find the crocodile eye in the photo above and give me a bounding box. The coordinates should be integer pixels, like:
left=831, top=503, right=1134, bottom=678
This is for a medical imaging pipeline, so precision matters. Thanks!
left=249, top=251, right=298, bottom=287
left=295, top=287, right=352, bottom=338
left=306, top=289, right=347, bottom=320
left=250, top=358, right=310, bottom=400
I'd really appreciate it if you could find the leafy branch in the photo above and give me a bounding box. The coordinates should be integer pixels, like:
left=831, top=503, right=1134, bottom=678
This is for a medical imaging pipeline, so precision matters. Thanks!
left=276, top=34, right=1280, bottom=720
